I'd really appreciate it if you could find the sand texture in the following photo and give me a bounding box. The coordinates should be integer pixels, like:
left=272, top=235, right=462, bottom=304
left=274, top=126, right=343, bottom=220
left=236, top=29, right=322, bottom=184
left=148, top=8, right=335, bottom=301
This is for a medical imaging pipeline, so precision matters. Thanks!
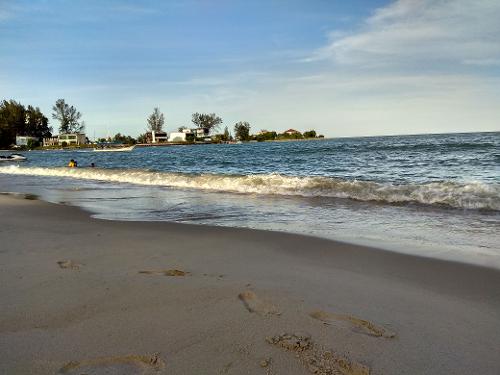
left=1, top=194, right=500, bottom=374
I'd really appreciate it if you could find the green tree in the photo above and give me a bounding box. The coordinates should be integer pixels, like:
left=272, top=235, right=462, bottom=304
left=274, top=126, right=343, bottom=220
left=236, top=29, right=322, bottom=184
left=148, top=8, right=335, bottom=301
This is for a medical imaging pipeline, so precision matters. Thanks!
left=26, top=138, right=39, bottom=149
left=113, top=133, right=136, bottom=144
left=0, top=100, right=51, bottom=148
left=278, top=131, right=303, bottom=140
left=0, top=100, right=26, bottom=148
left=303, top=130, right=317, bottom=138
left=222, top=126, right=230, bottom=141
left=256, top=131, right=277, bottom=142
left=52, top=99, right=84, bottom=134
left=137, top=133, right=147, bottom=143
left=147, top=107, right=165, bottom=132
left=25, top=105, right=51, bottom=139
left=191, top=112, right=223, bottom=134
left=234, top=121, right=251, bottom=141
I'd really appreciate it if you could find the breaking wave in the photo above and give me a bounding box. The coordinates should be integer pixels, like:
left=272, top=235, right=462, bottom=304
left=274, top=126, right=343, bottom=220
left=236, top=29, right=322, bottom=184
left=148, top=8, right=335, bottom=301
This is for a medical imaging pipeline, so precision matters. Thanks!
left=0, top=165, right=498, bottom=211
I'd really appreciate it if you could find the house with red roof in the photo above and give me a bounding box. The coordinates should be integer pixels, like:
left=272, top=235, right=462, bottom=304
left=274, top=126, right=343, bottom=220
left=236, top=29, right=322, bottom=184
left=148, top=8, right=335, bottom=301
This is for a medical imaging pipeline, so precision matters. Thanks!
left=284, top=129, right=300, bottom=135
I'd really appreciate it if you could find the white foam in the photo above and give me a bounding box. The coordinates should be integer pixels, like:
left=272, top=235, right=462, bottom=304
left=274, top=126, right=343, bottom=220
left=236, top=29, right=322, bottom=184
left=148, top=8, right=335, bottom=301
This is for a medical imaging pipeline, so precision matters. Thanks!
left=1, top=165, right=498, bottom=210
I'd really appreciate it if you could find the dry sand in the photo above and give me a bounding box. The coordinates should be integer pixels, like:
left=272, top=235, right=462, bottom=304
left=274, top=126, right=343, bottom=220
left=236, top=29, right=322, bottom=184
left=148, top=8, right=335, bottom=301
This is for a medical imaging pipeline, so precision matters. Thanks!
left=0, top=194, right=499, bottom=374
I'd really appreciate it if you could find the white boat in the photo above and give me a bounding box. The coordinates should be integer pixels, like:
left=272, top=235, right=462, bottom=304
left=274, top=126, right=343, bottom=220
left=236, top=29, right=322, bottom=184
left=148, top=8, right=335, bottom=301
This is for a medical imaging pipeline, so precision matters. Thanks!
left=93, top=145, right=136, bottom=152
left=0, top=153, right=27, bottom=161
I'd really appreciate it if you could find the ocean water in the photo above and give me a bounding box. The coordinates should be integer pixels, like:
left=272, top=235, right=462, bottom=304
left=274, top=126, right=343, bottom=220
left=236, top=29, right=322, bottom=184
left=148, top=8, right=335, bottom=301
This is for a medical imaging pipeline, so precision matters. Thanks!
left=1, top=132, right=499, bottom=267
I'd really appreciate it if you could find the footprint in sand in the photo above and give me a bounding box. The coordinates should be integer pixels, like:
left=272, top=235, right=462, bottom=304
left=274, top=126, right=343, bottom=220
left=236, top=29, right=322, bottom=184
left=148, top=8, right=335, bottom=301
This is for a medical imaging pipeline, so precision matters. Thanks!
left=266, top=333, right=369, bottom=375
left=57, top=260, right=82, bottom=270
left=309, top=310, right=395, bottom=338
left=138, top=269, right=189, bottom=276
left=59, top=352, right=165, bottom=374
left=238, top=291, right=280, bottom=316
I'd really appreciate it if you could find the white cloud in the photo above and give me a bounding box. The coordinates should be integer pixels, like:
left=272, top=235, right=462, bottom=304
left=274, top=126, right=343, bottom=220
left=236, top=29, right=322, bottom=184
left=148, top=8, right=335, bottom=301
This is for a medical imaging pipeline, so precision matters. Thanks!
left=239, top=72, right=500, bottom=136
left=312, top=0, right=500, bottom=69
left=3, top=0, right=499, bottom=137
left=271, top=0, right=500, bottom=136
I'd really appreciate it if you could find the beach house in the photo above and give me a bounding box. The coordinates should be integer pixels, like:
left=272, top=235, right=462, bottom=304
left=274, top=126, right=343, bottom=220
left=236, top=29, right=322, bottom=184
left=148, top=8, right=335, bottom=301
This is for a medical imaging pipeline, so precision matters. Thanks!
left=284, top=129, right=300, bottom=136
left=42, top=136, right=59, bottom=147
left=167, top=128, right=190, bottom=142
left=15, top=135, right=39, bottom=146
left=58, top=133, right=87, bottom=146
left=167, top=128, right=209, bottom=142
left=145, top=130, right=168, bottom=144
left=193, top=127, right=212, bottom=142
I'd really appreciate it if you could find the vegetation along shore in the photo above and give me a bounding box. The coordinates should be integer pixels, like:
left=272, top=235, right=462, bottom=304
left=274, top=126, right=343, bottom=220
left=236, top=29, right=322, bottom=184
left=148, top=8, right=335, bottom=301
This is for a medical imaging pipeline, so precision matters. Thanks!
left=0, top=99, right=324, bottom=150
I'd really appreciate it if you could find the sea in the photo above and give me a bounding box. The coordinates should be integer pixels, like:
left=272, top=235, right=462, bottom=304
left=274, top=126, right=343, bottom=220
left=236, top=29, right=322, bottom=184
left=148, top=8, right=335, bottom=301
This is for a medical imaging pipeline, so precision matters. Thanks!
left=1, top=132, right=499, bottom=268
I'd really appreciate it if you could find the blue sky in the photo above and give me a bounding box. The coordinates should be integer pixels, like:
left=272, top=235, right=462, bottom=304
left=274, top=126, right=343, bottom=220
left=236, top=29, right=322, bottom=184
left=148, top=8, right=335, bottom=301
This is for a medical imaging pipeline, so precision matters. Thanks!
left=1, top=0, right=499, bottom=138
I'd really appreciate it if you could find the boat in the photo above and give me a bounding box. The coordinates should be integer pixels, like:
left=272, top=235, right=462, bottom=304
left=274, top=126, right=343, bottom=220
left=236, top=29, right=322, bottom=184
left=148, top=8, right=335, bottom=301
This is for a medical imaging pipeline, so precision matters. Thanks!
left=93, top=145, right=136, bottom=152
left=0, top=154, right=27, bottom=161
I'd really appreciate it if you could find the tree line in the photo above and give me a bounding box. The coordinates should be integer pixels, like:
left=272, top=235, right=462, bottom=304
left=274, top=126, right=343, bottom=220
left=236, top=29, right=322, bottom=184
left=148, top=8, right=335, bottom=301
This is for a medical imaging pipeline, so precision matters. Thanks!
left=0, top=100, right=51, bottom=148
left=0, top=98, right=85, bottom=148
left=1, top=99, right=322, bottom=148
left=140, top=107, right=321, bottom=142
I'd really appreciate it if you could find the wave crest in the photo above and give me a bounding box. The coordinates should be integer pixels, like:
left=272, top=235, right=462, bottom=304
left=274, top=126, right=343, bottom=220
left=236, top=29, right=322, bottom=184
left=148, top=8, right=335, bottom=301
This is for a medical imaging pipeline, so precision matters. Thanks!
left=0, top=165, right=498, bottom=210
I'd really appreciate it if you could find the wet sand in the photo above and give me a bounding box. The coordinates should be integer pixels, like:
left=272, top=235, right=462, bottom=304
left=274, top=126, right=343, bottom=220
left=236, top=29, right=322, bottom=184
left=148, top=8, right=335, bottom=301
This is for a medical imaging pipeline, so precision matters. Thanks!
left=1, top=194, right=499, bottom=374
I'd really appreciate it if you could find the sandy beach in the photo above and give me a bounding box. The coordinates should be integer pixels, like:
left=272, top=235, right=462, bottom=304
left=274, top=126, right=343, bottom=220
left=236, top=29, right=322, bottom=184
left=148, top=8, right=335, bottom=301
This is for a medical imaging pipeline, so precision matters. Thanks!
left=1, top=193, right=499, bottom=374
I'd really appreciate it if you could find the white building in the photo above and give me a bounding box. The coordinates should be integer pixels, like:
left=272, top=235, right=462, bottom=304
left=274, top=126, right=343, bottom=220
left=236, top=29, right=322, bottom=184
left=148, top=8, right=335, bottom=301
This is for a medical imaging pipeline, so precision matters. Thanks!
left=146, top=130, right=168, bottom=143
left=195, top=128, right=209, bottom=138
left=58, top=133, right=87, bottom=146
left=168, top=128, right=198, bottom=142
left=43, top=137, right=59, bottom=147
left=168, top=132, right=188, bottom=142
left=15, top=135, right=39, bottom=146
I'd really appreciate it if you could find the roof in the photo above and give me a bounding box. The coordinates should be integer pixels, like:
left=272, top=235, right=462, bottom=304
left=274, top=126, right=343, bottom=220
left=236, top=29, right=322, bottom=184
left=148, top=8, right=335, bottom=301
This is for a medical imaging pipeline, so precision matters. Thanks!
left=284, top=128, right=299, bottom=133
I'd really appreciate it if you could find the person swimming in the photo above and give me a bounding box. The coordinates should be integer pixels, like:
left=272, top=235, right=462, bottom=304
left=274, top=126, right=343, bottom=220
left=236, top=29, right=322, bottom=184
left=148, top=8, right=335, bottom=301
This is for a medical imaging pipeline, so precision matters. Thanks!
left=68, top=159, right=77, bottom=168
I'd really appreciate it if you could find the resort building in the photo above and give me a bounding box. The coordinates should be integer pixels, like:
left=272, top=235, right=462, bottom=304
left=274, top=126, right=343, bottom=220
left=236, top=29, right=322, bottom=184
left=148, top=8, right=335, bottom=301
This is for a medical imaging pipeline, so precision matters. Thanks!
left=15, top=135, right=39, bottom=146
left=194, top=128, right=209, bottom=138
left=145, top=130, right=168, bottom=144
left=58, top=133, right=87, bottom=146
left=43, top=137, right=59, bottom=147
left=167, top=128, right=209, bottom=142
left=168, top=132, right=189, bottom=142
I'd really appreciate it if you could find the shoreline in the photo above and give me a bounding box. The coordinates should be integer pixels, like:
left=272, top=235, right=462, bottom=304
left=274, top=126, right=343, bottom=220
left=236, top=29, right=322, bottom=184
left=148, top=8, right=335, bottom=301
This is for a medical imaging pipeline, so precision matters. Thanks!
left=26, top=192, right=500, bottom=272
left=4, top=190, right=499, bottom=272
left=1, top=178, right=498, bottom=270
left=1, top=194, right=500, bottom=374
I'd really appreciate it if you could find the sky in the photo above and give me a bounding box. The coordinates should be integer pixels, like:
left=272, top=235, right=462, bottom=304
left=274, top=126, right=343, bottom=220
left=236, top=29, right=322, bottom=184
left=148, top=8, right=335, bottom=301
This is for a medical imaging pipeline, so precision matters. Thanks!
left=1, top=0, right=500, bottom=138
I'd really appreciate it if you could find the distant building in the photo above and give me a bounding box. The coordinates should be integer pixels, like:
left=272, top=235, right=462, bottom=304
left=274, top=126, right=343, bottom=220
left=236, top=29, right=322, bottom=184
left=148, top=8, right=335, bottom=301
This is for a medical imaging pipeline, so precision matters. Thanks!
left=193, top=128, right=212, bottom=142
left=167, top=128, right=209, bottom=142
left=168, top=132, right=189, bottom=142
left=284, top=129, right=300, bottom=135
left=194, top=128, right=209, bottom=138
left=43, top=137, right=59, bottom=147
left=15, top=135, right=39, bottom=146
left=258, top=130, right=270, bottom=135
left=58, top=133, right=87, bottom=146
left=145, top=130, right=168, bottom=144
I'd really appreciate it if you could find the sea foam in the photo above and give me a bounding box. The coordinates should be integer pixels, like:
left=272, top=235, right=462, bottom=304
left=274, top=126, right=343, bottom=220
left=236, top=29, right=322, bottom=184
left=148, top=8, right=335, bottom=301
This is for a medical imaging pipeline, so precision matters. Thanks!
left=0, top=165, right=498, bottom=210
